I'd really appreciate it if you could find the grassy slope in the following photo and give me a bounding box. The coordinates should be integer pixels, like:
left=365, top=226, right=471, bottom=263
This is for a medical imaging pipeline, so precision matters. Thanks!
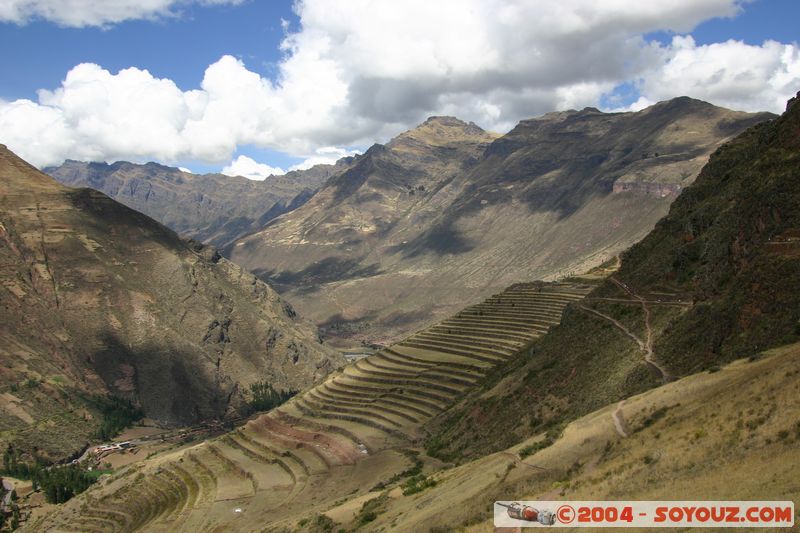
left=362, top=342, right=800, bottom=532
left=425, top=93, right=800, bottom=462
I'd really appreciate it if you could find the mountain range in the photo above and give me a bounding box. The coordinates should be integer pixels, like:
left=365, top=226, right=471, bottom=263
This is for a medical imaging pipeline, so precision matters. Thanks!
left=426, top=92, right=800, bottom=459
left=0, top=147, right=342, bottom=459
left=24, top=91, right=800, bottom=533
left=46, top=157, right=356, bottom=249
left=48, top=99, right=772, bottom=349
left=225, top=98, right=772, bottom=346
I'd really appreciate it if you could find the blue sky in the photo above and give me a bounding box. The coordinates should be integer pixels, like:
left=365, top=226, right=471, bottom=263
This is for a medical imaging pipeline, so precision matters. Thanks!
left=0, top=0, right=798, bottom=177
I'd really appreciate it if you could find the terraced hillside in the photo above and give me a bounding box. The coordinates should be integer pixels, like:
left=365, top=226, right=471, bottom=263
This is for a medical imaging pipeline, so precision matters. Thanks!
left=28, top=281, right=594, bottom=532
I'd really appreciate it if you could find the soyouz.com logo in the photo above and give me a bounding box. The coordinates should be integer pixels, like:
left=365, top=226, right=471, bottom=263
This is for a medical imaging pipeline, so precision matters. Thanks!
left=493, top=501, right=795, bottom=528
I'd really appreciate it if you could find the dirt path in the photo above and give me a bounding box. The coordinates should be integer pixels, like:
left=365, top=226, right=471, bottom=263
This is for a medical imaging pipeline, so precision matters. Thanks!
left=581, top=278, right=674, bottom=437
left=1, top=479, right=14, bottom=509
left=501, top=452, right=548, bottom=471
left=609, top=277, right=671, bottom=382
left=611, top=401, right=629, bottom=438
left=578, top=304, right=645, bottom=351
left=586, top=297, right=691, bottom=308
left=575, top=304, right=654, bottom=437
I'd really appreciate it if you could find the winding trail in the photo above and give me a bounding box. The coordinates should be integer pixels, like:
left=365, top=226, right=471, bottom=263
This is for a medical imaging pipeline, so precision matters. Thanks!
left=611, top=401, right=629, bottom=438
left=578, top=304, right=645, bottom=352
left=580, top=277, right=676, bottom=437
left=609, top=277, right=671, bottom=382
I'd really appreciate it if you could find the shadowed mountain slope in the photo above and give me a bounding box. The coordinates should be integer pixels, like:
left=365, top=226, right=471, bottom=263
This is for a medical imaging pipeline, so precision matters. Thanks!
left=45, top=157, right=356, bottom=248
left=0, top=146, right=343, bottom=459
left=227, top=100, right=772, bottom=347
left=424, top=92, right=800, bottom=461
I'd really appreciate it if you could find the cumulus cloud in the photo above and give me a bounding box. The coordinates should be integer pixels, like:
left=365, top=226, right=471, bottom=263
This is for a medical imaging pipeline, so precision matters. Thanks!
left=0, top=0, right=243, bottom=27
left=289, top=147, right=361, bottom=172
left=222, top=155, right=285, bottom=181
left=1, top=0, right=799, bottom=170
left=634, top=36, right=800, bottom=113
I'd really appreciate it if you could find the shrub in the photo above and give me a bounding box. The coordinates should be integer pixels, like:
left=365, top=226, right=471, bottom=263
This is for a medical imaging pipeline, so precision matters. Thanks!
left=637, top=405, right=673, bottom=431
left=90, top=395, right=144, bottom=441
left=355, top=494, right=388, bottom=527
left=248, top=381, right=296, bottom=413
left=519, top=427, right=561, bottom=458
left=401, top=474, right=437, bottom=495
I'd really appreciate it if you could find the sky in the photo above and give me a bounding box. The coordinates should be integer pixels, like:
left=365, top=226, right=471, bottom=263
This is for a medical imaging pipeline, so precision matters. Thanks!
left=0, top=0, right=798, bottom=179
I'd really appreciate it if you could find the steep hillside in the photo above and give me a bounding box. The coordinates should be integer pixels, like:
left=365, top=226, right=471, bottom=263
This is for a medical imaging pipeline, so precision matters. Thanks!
left=227, top=100, right=771, bottom=346
left=425, top=92, right=800, bottom=460
left=26, top=280, right=591, bottom=532
left=0, top=146, right=343, bottom=459
left=45, top=157, right=355, bottom=248
left=353, top=342, right=800, bottom=531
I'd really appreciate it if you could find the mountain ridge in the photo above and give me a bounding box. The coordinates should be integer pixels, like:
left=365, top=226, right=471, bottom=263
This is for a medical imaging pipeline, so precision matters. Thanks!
left=45, top=155, right=358, bottom=249
left=227, top=97, right=774, bottom=347
left=0, top=145, right=344, bottom=459
left=424, top=90, right=800, bottom=460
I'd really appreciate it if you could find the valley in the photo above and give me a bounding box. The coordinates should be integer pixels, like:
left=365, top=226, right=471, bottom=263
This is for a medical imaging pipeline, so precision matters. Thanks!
left=2, top=2, right=799, bottom=531
left=226, top=100, right=772, bottom=347
left=25, top=280, right=594, bottom=531
left=21, top=90, right=800, bottom=531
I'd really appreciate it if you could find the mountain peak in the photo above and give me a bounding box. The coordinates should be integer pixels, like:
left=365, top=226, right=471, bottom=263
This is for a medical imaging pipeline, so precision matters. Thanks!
left=389, top=115, right=495, bottom=149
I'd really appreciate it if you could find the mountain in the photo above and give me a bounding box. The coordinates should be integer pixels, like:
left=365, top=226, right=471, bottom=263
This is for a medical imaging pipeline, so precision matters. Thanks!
left=0, top=146, right=344, bottom=460
left=425, top=92, right=800, bottom=460
left=25, top=92, right=799, bottom=533
left=226, top=100, right=773, bottom=346
left=45, top=157, right=356, bottom=248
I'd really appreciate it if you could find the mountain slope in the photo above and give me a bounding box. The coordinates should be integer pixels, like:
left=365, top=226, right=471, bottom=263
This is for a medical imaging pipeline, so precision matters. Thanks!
left=45, top=157, right=355, bottom=248
left=352, top=342, right=800, bottom=531
left=227, top=100, right=772, bottom=346
left=425, top=92, right=800, bottom=460
left=0, top=146, right=343, bottom=459
left=27, top=279, right=593, bottom=532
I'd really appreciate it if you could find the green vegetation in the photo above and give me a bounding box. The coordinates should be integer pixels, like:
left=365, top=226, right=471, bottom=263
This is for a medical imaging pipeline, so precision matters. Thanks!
left=304, top=514, right=336, bottom=533
left=355, top=494, right=388, bottom=527
left=372, top=449, right=423, bottom=490
left=90, top=395, right=144, bottom=441
left=34, top=464, right=97, bottom=504
left=401, top=474, right=437, bottom=495
left=636, top=405, right=676, bottom=432
left=2, top=445, right=45, bottom=479
left=248, top=381, right=297, bottom=413
left=2, top=446, right=96, bottom=504
left=519, top=428, right=561, bottom=458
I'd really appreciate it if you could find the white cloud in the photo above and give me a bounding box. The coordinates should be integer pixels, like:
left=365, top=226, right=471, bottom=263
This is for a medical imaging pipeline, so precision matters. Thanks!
left=289, top=147, right=360, bottom=172
left=636, top=36, right=800, bottom=113
left=178, top=166, right=192, bottom=173
left=222, top=155, right=285, bottom=181
left=2, top=0, right=799, bottom=170
left=0, top=0, right=243, bottom=27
